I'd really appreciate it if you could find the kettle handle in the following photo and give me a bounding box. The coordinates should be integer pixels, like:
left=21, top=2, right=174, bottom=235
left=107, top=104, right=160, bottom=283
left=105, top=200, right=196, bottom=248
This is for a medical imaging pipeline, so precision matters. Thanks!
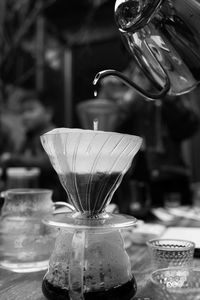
left=93, top=69, right=170, bottom=100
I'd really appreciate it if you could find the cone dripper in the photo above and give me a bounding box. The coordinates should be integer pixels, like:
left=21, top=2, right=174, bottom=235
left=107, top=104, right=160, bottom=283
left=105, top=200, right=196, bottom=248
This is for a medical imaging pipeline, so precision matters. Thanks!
left=41, top=128, right=142, bottom=218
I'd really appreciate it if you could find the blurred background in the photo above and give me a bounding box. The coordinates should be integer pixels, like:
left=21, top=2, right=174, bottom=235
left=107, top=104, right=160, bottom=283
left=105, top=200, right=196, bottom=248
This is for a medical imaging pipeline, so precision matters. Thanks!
left=1, top=0, right=200, bottom=217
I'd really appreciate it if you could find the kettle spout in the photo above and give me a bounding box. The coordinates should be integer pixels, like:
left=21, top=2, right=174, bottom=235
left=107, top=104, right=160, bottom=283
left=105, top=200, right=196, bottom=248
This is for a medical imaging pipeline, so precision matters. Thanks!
left=93, top=69, right=170, bottom=101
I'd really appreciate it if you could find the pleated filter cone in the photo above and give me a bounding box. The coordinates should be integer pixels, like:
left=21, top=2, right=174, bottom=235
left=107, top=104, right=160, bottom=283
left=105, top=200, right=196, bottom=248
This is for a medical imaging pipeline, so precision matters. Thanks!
left=41, top=128, right=142, bottom=217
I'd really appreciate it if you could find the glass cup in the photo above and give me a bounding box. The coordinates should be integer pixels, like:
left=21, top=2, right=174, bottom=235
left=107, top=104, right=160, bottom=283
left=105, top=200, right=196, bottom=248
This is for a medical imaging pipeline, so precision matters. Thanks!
left=146, top=239, right=195, bottom=270
left=150, top=267, right=200, bottom=300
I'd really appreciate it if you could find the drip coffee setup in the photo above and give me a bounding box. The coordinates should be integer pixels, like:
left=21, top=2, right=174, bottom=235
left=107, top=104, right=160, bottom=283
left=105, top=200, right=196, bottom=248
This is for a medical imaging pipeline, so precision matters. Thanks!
left=1, top=1, right=200, bottom=299
left=40, top=126, right=142, bottom=300
left=39, top=1, right=200, bottom=297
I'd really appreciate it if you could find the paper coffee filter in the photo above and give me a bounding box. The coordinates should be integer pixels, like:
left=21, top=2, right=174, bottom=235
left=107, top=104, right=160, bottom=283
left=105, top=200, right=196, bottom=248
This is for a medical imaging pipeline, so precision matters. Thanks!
left=41, top=128, right=142, bottom=175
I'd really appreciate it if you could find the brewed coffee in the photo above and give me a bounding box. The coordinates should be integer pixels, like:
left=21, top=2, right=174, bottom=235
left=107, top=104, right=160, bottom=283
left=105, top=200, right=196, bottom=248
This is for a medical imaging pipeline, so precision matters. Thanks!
left=59, top=172, right=121, bottom=215
left=42, top=277, right=137, bottom=300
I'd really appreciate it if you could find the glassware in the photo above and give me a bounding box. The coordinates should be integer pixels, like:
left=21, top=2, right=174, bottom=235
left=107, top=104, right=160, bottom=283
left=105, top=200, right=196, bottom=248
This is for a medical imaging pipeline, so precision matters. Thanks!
left=40, top=128, right=142, bottom=300
left=0, top=188, right=57, bottom=273
left=6, top=167, right=41, bottom=189
left=151, top=267, right=200, bottom=300
left=147, top=239, right=195, bottom=270
left=94, top=0, right=200, bottom=100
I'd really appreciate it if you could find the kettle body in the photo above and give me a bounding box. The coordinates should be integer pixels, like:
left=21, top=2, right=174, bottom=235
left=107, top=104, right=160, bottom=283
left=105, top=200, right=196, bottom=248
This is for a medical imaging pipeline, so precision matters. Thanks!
left=94, top=0, right=200, bottom=100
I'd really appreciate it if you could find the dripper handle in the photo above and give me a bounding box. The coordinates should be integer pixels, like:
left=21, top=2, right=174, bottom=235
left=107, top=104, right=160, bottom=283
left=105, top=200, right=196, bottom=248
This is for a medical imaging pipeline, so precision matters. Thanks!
left=69, top=230, right=86, bottom=300
left=52, top=202, right=76, bottom=214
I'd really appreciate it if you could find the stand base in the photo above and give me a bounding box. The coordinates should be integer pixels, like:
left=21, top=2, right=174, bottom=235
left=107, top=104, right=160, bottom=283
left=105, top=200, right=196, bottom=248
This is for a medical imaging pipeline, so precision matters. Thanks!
left=43, top=212, right=137, bottom=230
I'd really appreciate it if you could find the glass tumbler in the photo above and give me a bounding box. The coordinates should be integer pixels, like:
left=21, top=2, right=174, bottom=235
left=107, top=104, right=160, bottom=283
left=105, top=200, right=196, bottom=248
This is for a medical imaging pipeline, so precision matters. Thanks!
left=150, top=267, right=200, bottom=300
left=147, top=239, right=195, bottom=270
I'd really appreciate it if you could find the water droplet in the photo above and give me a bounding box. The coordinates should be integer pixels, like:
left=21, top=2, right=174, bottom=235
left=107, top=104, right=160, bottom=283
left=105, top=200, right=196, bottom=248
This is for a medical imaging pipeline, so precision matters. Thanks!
left=93, top=118, right=98, bottom=131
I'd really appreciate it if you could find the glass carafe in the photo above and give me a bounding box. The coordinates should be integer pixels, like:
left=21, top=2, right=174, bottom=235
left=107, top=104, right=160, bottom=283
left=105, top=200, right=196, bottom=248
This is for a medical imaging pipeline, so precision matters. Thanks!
left=42, top=227, right=136, bottom=300
left=0, top=188, right=56, bottom=273
left=40, top=128, right=142, bottom=299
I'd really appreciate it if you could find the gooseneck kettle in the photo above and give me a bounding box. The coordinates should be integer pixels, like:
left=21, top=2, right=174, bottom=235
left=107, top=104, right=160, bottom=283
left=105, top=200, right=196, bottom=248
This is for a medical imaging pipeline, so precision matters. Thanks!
left=94, top=0, right=200, bottom=100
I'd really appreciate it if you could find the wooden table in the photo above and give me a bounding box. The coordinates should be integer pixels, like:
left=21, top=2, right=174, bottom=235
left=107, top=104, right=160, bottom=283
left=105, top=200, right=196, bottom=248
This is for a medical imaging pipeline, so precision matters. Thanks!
left=0, top=245, right=153, bottom=300
left=0, top=215, right=200, bottom=300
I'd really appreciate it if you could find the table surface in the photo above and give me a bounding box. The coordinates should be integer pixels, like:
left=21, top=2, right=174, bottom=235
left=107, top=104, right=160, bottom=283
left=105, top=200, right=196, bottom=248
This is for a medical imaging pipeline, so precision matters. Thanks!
left=1, top=214, right=200, bottom=300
